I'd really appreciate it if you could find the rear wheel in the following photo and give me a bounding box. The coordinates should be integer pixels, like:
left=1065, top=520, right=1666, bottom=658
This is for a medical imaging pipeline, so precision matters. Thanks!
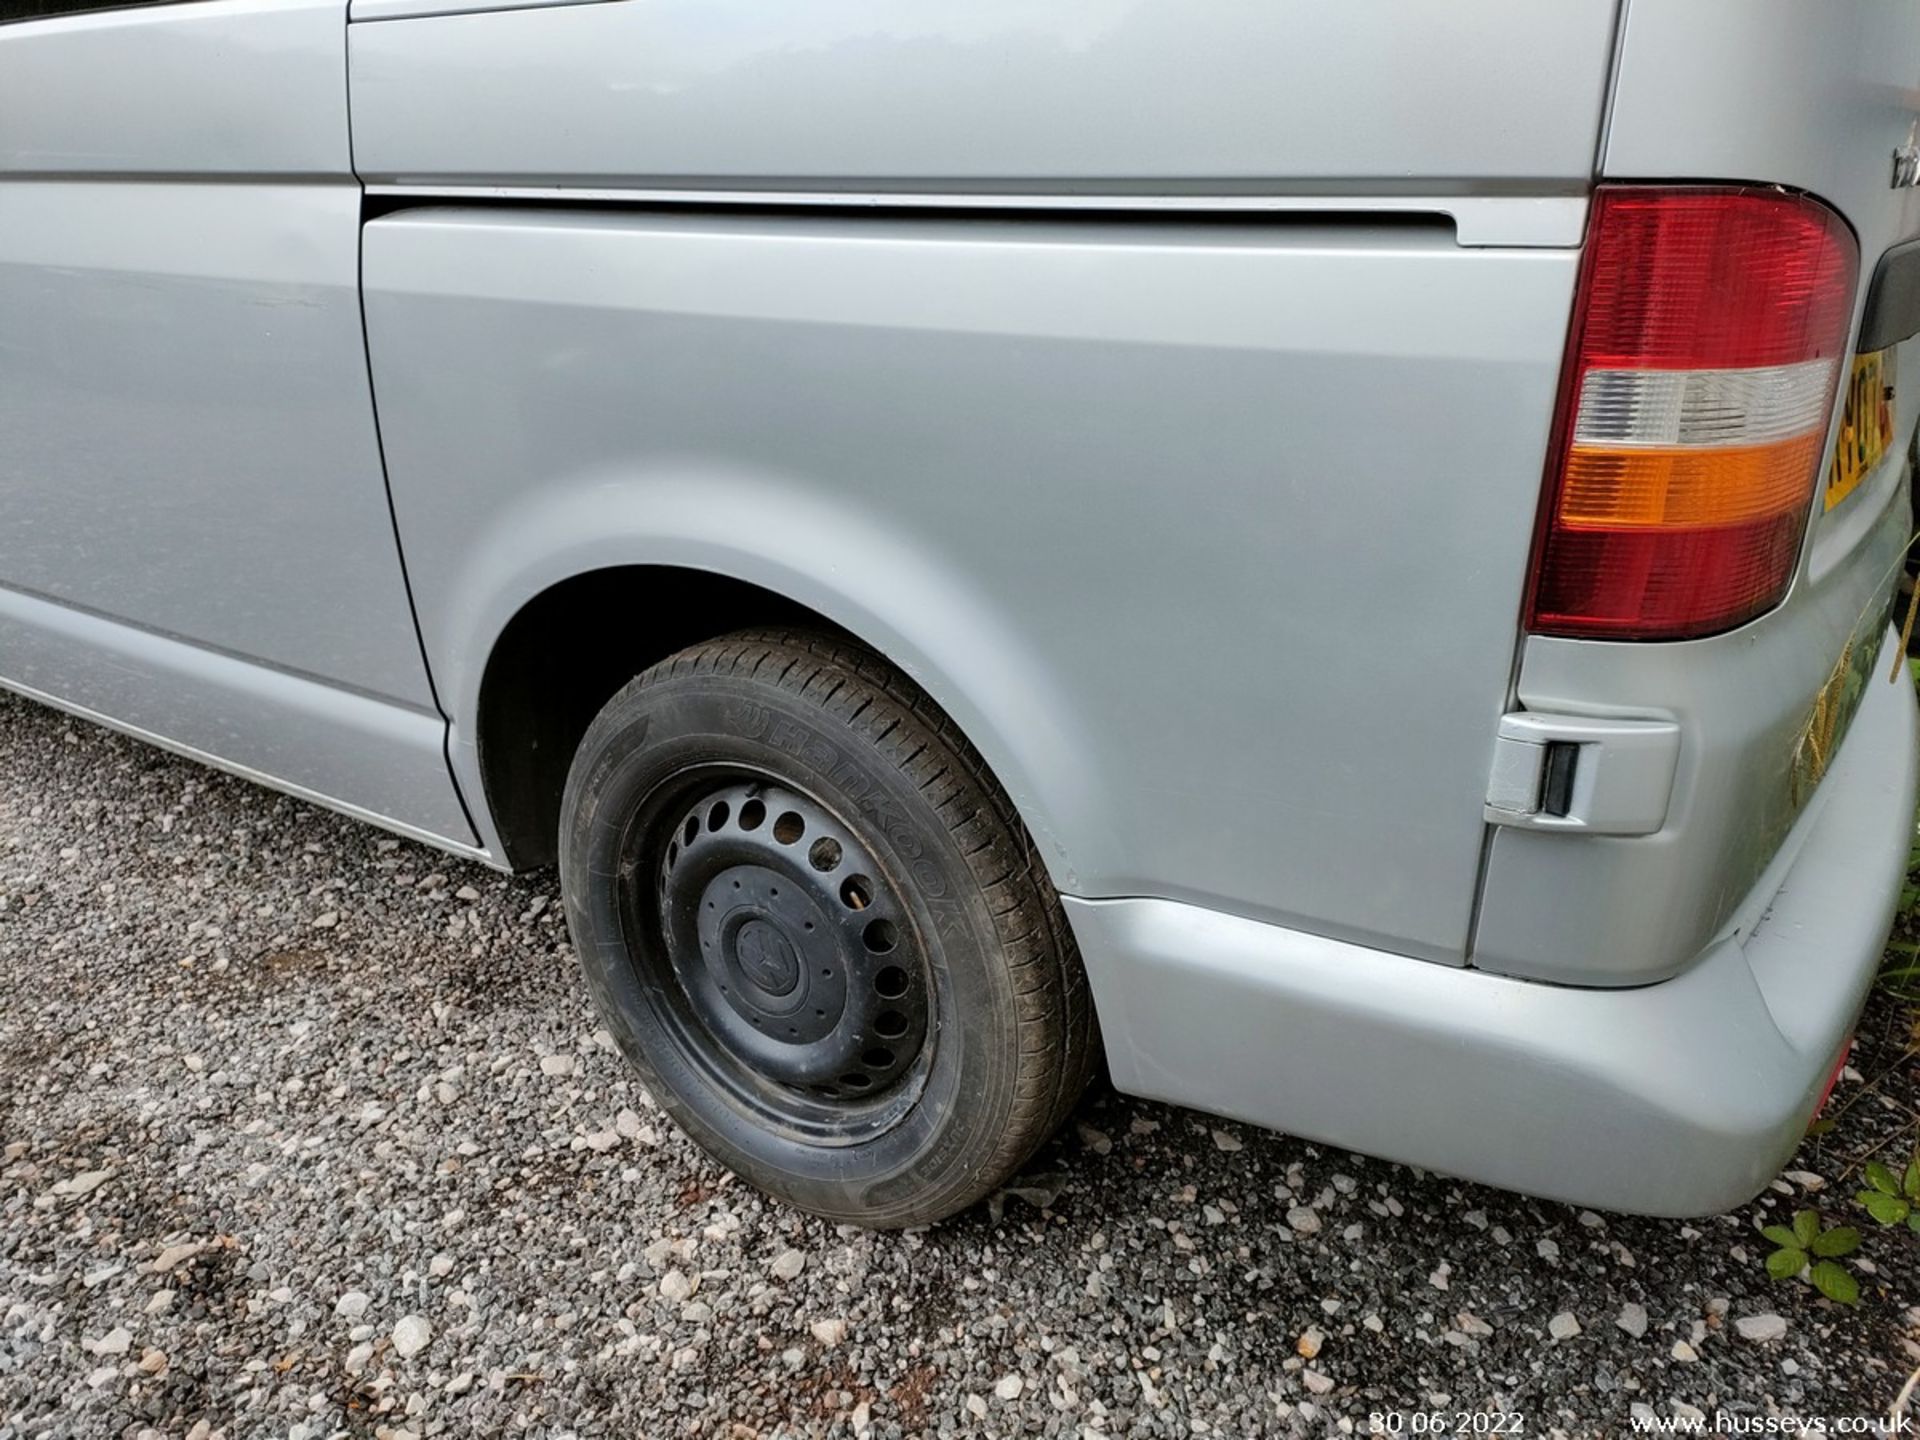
left=558, top=628, right=1095, bottom=1227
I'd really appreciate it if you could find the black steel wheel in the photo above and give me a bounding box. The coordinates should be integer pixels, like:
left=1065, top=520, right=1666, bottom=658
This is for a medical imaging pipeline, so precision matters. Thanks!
left=560, top=628, right=1097, bottom=1227
left=638, top=775, right=932, bottom=1137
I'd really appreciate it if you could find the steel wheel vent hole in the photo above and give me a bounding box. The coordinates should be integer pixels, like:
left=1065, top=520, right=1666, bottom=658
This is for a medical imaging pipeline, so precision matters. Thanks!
left=840, top=875, right=873, bottom=911
left=808, top=837, right=843, bottom=872
left=874, top=965, right=909, bottom=1000
left=773, top=811, right=806, bottom=844
left=861, top=1047, right=895, bottom=1069
left=738, top=798, right=766, bottom=831
left=667, top=842, right=679, bottom=868
left=874, top=1009, right=908, bottom=1039
left=840, top=1073, right=872, bottom=1090
left=862, top=918, right=897, bottom=954
left=683, top=816, right=699, bottom=847
left=706, top=800, right=730, bottom=832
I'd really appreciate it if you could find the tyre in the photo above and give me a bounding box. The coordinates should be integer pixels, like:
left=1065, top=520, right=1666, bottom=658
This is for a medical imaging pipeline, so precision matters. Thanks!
left=558, top=627, right=1096, bottom=1227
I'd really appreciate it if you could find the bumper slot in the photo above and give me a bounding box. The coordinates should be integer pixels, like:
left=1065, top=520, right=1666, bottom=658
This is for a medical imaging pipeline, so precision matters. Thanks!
left=1484, top=710, right=1681, bottom=834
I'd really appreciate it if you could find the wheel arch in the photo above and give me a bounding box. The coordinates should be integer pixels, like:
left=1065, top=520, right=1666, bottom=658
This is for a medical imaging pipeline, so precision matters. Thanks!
left=474, top=566, right=835, bottom=868
left=444, top=470, right=1106, bottom=888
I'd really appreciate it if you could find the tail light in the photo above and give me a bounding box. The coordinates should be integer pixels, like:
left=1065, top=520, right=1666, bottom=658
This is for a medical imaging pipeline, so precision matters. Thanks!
left=1527, top=187, right=1860, bottom=640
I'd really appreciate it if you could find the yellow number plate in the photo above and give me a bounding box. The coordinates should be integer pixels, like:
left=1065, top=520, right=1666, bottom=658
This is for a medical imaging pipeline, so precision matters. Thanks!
left=1826, top=348, right=1897, bottom=511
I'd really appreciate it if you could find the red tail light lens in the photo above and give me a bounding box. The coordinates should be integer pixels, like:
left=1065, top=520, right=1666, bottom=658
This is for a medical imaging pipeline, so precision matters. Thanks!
left=1528, top=187, right=1859, bottom=640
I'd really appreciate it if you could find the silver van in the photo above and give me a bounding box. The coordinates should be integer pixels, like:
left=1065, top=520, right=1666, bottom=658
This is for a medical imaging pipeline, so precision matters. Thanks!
left=4, top=0, right=1918, bottom=1227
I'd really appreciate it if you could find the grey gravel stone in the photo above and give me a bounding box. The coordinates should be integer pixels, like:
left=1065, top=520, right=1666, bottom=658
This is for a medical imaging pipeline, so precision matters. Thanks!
left=1736, top=1313, right=1789, bottom=1342
left=149, top=1242, right=203, bottom=1274
left=334, top=1290, right=371, bottom=1321
left=53, top=1168, right=113, bottom=1197
left=390, top=1314, right=432, bottom=1359
left=85, top=1328, right=131, bottom=1357
left=769, top=1247, right=807, bottom=1281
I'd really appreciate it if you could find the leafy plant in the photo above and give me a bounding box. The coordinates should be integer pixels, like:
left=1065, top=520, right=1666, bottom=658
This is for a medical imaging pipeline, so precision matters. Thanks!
left=1857, top=1158, right=1920, bottom=1232
left=1883, top=948, right=1920, bottom=1000
left=1760, top=1209, right=1860, bottom=1304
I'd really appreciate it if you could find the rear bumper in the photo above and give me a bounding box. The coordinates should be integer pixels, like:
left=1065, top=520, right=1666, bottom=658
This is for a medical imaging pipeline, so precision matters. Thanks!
left=1066, top=634, right=1919, bottom=1215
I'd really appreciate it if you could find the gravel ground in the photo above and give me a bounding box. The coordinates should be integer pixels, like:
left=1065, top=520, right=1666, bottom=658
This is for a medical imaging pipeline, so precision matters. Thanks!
left=3, top=691, right=1920, bottom=1440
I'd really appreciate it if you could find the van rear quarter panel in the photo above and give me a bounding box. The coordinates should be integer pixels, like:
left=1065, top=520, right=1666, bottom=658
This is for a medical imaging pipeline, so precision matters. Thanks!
left=354, top=0, right=1620, bottom=959
left=363, top=211, right=1578, bottom=961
